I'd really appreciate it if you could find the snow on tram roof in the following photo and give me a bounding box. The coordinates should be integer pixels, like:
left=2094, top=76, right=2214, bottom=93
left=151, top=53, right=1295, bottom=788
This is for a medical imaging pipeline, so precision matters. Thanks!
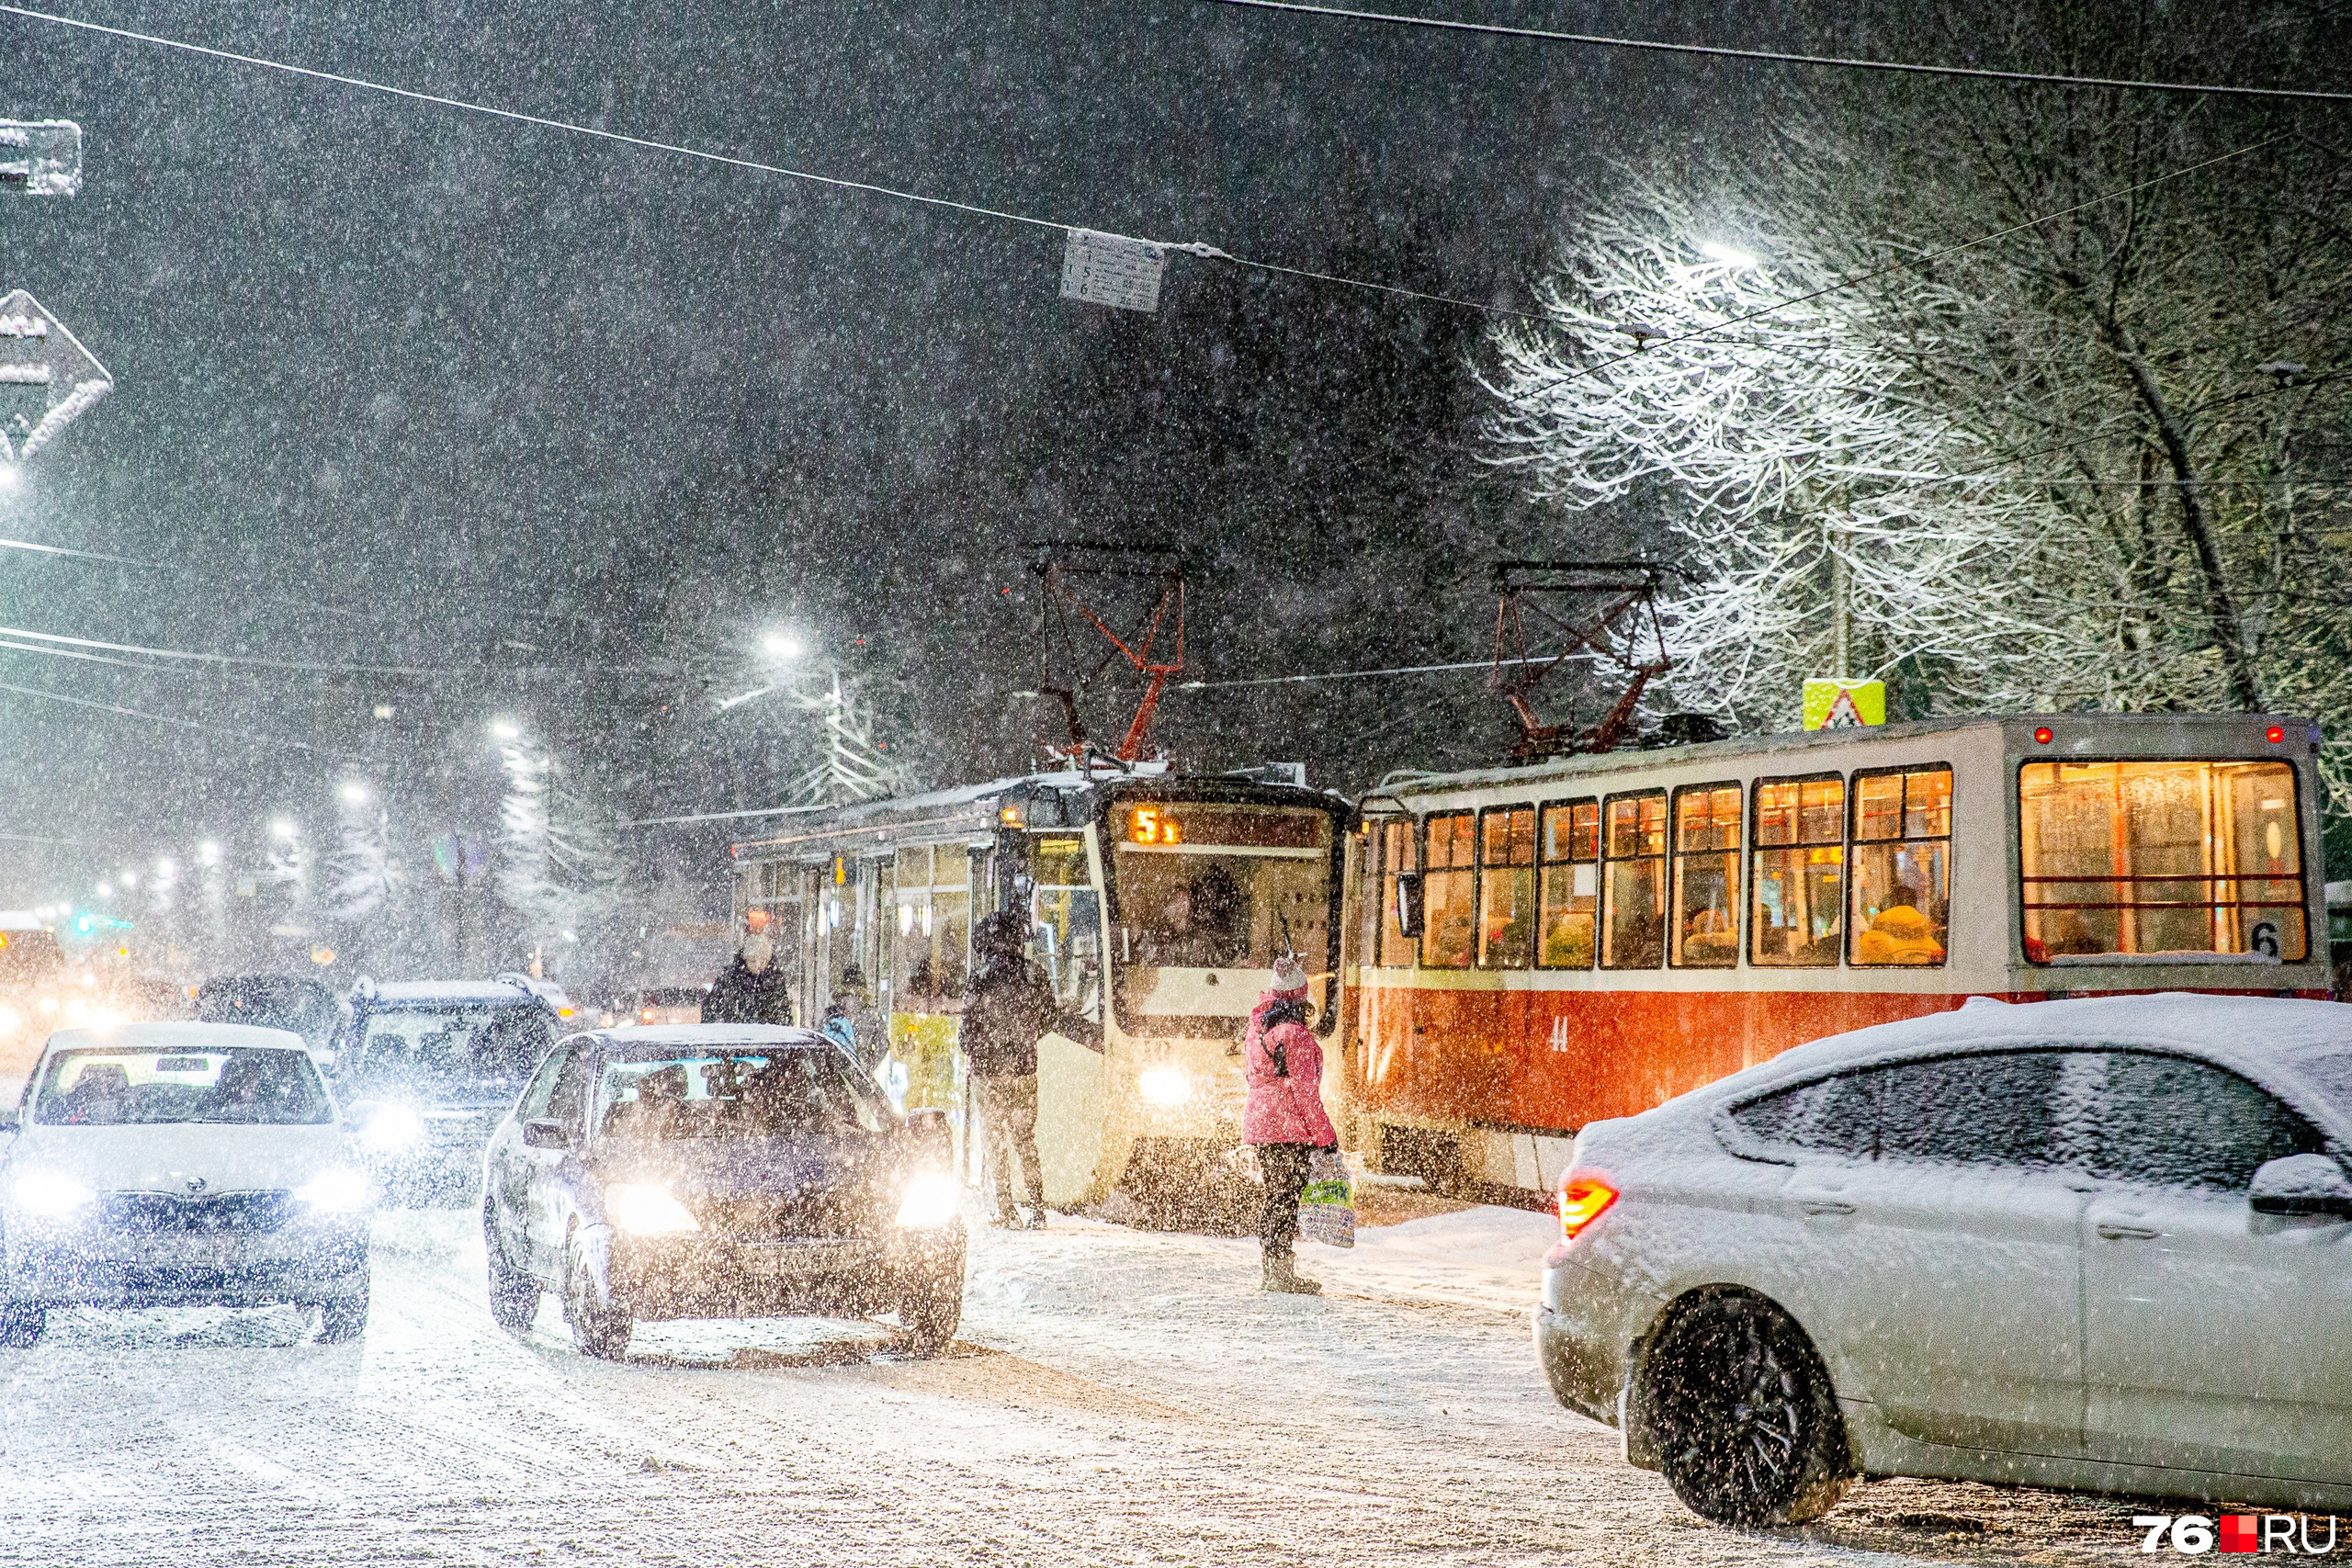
left=1374, top=711, right=2310, bottom=800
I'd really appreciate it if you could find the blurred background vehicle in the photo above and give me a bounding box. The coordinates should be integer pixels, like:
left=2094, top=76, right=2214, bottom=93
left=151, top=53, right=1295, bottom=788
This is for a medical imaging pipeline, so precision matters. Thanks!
left=340, top=978, right=560, bottom=1205
left=194, top=975, right=352, bottom=1067
left=596, top=985, right=711, bottom=1029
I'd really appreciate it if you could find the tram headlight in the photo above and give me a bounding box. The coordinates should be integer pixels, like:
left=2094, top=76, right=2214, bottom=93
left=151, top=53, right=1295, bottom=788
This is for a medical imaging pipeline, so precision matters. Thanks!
left=1139, top=1067, right=1191, bottom=1107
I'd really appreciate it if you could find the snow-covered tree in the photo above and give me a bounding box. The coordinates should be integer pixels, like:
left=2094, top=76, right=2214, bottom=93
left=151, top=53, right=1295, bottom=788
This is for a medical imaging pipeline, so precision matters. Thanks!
left=495, top=737, right=624, bottom=976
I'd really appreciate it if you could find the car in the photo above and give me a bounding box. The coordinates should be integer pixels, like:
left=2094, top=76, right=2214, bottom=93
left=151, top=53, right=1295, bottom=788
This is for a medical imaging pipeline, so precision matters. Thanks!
left=0, top=1021, right=372, bottom=1346
left=1534, top=993, right=2352, bottom=1525
left=340, top=978, right=560, bottom=1202
left=194, top=974, right=351, bottom=1065
left=480, top=1024, right=966, bottom=1360
left=596, top=986, right=713, bottom=1029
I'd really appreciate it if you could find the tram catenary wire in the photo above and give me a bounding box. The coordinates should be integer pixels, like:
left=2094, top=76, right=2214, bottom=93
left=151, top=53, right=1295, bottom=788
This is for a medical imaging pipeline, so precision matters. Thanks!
left=1193, top=0, right=2352, bottom=103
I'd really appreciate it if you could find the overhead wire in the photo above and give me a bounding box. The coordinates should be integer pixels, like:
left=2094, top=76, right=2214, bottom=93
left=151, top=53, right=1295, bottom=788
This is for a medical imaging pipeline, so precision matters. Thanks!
left=1193, top=0, right=2352, bottom=104
left=0, top=677, right=369, bottom=759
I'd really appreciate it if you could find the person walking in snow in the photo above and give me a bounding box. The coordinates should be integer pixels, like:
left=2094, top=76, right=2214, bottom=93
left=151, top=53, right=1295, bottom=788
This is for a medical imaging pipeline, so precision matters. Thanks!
left=702, top=910, right=796, bottom=1026
left=961, top=910, right=1057, bottom=1229
left=1243, top=955, right=1338, bottom=1295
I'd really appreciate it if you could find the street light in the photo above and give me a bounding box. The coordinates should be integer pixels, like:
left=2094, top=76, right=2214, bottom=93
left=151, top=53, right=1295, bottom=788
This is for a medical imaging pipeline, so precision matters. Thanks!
left=197, top=840, right=221, bottom=866
left=269, top=817, right=298, bottom=840
left=339, top=781, right=370, bottom=806
left=0, top=465, right=18, bottom=494
left=761, top=632, right=803, bottom=662
left=1698, top=241, right=1758, bottom=269
left=489, top=717, right=521, bottom=742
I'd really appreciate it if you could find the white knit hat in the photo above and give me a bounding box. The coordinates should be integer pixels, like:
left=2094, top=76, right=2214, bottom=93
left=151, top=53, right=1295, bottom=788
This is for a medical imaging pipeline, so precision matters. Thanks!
left=1271, top=955, right=1308, bottom=994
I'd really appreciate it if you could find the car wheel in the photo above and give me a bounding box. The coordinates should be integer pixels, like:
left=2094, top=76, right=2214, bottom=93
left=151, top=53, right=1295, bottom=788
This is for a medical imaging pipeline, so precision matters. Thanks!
left=316, top=1278, right=371, bottom=1345
left=1646, top=1293, right=1850, bottom=1527
left=562, top=1235, right=630, bottom=1360
left=898, top=1265, right=964, bottom=1358
left=0, top=1300, right=44, bottom=1348
left=483, top=1203, right=539, bottom=1332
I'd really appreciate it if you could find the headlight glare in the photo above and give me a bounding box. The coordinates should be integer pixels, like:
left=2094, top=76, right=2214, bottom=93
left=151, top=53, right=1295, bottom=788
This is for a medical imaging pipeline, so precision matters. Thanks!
left=298, top=1167, right=371, bottom=1213
left=10, top=1169, right=94, bottom=1219
left=1138, top=1066, right=1191, bottom=1106
left=358, top=1103, right=424, bottom=1154
left=0, top=1007, right=19, bottom=1034
left=606, top=1182, right=699, bottom=1235
left=894, top=1173, right=961, bottom=1228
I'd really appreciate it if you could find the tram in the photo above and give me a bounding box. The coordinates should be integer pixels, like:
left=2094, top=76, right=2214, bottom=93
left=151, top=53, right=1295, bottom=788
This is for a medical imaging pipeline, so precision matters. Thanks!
left=727, top=764, right=1352, bottom=1210
left=1346, top=713, right=2327, bottom=1199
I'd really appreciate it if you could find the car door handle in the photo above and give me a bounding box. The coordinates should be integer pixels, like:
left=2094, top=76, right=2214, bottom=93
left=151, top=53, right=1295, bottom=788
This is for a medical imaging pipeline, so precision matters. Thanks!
left=2097, top=1223, right=2161, bottom=1241
left=1802, top=1201, right=1856, bottom=1216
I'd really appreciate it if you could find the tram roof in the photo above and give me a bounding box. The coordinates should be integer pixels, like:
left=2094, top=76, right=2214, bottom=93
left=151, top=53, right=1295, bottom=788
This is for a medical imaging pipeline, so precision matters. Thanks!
left=1370, top=711, right=2311, bottom=805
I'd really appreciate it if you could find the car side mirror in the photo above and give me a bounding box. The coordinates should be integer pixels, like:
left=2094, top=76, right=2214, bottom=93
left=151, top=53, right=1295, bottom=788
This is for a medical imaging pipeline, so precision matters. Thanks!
left=905, top=1108, right=952, bottom=1159
left=1393, top=873, right=1425, bottom=939
left=2249, top=1153, right=2352, bottom=1218
left=523, top=1119, right=572, bottom=1151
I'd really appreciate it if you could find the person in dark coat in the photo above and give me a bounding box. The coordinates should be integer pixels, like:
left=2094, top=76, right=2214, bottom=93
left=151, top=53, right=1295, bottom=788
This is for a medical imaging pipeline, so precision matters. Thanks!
left=702, top=913, right=795, bottom=1026
left=961, top=910, right=1059, bottom=1228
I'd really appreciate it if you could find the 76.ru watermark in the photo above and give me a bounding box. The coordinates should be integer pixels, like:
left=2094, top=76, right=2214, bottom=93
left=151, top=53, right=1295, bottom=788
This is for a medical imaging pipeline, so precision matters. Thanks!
left=2137, top=1515, right=2342, bottom=1555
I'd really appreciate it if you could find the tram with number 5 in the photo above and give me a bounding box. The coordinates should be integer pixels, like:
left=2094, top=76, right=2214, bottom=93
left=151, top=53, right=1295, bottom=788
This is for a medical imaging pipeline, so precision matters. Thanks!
left=726, top=764, right=1351, bottom=1213
left=1340, top=713, right=2327, bottom=1199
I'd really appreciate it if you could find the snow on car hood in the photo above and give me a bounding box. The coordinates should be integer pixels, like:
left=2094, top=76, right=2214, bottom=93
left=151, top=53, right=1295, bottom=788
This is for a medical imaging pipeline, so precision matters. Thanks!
left=5, top=1122, right=355, bottom=1193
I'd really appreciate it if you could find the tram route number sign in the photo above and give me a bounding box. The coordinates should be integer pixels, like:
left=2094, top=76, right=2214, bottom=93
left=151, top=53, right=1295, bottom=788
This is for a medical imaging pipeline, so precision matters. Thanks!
left=1804, top=678, right=1887, bottom=731
left=0, top=121, right=82, bottom=197
left=1060, top=229, right=1167, bottom=313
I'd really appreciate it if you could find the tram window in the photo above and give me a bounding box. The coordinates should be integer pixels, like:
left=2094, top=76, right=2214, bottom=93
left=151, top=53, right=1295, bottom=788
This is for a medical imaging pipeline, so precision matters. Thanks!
left=1377, top=820, right=1417, bottom=967
left=1849, top=767, right=1951, bottom=966
left=1420, top=812, right=1477, bottom=969
left=1751, top=775, right=1846, bottom=967
left=892, top=845, right=972, bottom=1010
left=1601, top=792, right=1667, bottom=969
left=1537, top=798, right=1599, bottom=969
left=2018, top=759, right=2306, bottom=963
left=1670, top=784, right=1742, bottom=968
left=1477, top=807, right=1537, bottom=969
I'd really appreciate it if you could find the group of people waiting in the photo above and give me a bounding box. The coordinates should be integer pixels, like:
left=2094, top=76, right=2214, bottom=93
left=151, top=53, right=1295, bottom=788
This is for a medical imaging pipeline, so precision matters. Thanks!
left=699, top=907, right=1338, bottom=1292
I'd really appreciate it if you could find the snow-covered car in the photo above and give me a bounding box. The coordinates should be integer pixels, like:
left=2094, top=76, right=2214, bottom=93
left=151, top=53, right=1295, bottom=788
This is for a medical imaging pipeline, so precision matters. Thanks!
left=481, top=1024, right=965, bottom=1359
left=0, top=1022, right=372, bottom=1346
left=1534, top=994, right=2352, bottom=1525
left=341, top=978, right=560, bottom=1202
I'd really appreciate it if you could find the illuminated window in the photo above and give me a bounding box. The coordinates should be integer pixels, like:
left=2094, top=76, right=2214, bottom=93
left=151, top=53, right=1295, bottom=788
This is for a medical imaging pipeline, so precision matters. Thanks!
left=1376, top=819, right=1417, bottom=968
left=1601, top=792, right=1667, bottom=970
left=1419, top=813, right=1476, bottom=970
left=1537, top=799, right=1599, bottom=970
left=892, top=845, right=971, bottom=1006
left=1477, top=807, right=1536, bottom=969
left=1849, top=767, right=1951, bottom=967
left=2018, top=760, right=2305, bottom=963
left=1751, top=775, right=1845, bottom=967
left=1670, top=784, right=1742, bottom=968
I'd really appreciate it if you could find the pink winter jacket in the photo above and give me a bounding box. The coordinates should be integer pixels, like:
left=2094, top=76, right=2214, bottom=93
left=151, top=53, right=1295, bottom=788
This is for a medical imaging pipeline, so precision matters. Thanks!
left=1240, top=987, right=1338, bottom=1147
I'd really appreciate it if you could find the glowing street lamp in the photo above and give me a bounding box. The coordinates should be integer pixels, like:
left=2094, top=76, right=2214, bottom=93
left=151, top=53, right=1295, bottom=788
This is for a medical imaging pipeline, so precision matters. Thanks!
left=338, top=781, right=370, bottom=806
left=761, top=632, right=803, bottom=662
left=197, top=840, right=221, bottom=867
left=1697, top=240, right=1759, bottom=269
left=489, top=717, right=521, bottom=742
left=269, top=817, right=299, bottom=841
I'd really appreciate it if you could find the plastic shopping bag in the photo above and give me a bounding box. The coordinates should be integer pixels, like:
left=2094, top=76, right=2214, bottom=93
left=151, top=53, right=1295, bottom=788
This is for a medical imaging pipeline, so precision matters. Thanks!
left=1298, top=1150, right=1356, bottom=1249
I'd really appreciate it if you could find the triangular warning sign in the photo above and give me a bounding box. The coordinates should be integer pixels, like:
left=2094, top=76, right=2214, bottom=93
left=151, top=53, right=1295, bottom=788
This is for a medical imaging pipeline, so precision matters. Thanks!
left=1821, top=689, right=1866, bottom=728
left=0, top=288, right=112, bottom=464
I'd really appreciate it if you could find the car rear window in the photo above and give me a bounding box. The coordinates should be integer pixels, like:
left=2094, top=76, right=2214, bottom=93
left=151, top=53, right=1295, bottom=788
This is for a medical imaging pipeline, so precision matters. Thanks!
left=35, top=1046, right=331, bottom=1126
left=594, top=1047, right=890, bottom=1140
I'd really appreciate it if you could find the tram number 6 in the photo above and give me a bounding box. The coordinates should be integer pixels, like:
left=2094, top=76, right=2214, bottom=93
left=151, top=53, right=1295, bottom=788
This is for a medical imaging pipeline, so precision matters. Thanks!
left=2249, top=920, right=2280, bottom=959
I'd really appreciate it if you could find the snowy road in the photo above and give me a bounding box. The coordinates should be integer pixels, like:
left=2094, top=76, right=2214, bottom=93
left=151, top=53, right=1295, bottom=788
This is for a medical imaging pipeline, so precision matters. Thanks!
left=2, top=1205, right=2154, bottom=1566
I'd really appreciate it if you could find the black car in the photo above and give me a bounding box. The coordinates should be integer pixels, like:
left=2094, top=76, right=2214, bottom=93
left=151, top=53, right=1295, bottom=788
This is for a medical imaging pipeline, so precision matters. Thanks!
left=194, top=975, right=350, bottom=1059
left=480, top=1024, right=966, bottom=1359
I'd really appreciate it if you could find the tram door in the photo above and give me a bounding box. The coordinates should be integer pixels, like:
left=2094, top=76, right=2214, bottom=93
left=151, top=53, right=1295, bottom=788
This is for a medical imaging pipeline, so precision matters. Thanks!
left=1025, top=830, right=1109, bottom=1206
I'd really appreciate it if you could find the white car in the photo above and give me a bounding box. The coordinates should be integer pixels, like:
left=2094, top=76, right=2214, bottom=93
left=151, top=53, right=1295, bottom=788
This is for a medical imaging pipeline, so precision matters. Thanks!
left=0, top=1022, right=373, bottom=1346
left=1535, top=994, right=2352, bottom=1525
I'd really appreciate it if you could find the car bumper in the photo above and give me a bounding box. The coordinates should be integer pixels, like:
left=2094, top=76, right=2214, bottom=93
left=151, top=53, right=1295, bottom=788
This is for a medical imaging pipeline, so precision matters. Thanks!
left=6, top=1220, right=369, bottom=1308
left=1534, top=1248, right=1652, bottom=1430
left=602, top=1225, right=964, bottom=1323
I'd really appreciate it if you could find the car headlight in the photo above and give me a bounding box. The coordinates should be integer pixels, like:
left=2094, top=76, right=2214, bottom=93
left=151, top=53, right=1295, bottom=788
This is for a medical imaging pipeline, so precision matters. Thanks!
left=298, top=1168, right=371, bottom=1213
left=9, top=1169, right=94, bottom=1219
left=894, top=1172, right=962, bottom=1228
left=605, top=1183, right=700, bottom=1235
left=1139, top=1066, right=1191, bottom=1106
left=357, top=1103, right=424, bottom=1155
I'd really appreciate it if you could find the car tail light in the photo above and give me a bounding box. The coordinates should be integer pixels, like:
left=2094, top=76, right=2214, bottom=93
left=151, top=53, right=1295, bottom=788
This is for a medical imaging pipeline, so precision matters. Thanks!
left=1556, top=1170, right=1618, bottom=1243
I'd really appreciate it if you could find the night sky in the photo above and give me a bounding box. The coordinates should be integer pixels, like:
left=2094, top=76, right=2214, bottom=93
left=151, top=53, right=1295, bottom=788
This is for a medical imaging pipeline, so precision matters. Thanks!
left=0, top=0, right=1764, bottom=913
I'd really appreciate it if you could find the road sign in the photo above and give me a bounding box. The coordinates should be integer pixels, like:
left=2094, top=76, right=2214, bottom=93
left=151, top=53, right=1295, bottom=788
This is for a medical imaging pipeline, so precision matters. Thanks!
left=1060, top=229, right=1167, bottom=313
left=0, top=121, right=82, bottom=197
left=1804, top=678, right=1886, bottom=730
left=0, top=289, right=112, bottom=465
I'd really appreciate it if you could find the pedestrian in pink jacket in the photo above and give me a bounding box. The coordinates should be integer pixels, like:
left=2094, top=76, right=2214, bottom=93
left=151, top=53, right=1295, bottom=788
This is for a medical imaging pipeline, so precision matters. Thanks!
left=1243, top=955, right=1338, bottom=1294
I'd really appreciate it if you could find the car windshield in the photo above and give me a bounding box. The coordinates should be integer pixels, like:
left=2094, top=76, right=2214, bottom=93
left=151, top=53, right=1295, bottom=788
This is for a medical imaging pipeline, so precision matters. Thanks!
left=34, top=1045, right=332, bottom=1126
left=594, top=1046, right=892, bottom=1140
left=353, top=1006, right=552, bottom=1099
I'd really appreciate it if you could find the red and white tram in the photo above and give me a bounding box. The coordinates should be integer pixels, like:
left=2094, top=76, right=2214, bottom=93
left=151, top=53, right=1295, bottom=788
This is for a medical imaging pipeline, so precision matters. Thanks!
left=1340, top=714, right=2326, bottom=1198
